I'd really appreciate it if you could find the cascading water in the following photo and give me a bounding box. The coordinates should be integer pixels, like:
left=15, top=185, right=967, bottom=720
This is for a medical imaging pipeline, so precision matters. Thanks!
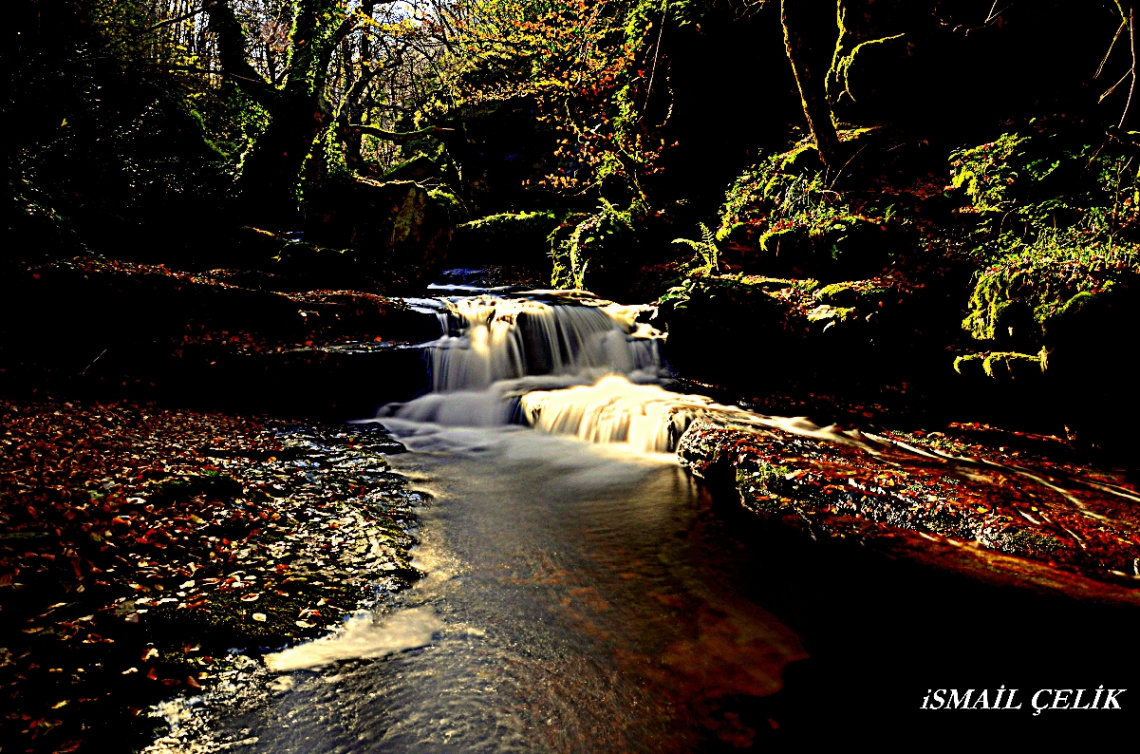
left=429, top=295, right=663, bottom=392
left=377, top=292, right=707, bottom=444
left=385, top=291, right=847, bottom=454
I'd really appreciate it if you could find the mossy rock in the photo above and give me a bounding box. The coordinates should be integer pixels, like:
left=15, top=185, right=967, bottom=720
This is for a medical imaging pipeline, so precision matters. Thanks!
left=303, top=178, right=452, bottom=287
left=963, top=246, right=1140, bottom=352
left=147, top=472, right=244, bottom=505
left=778, top=143, right=823, bottom=174
left=452, top=210, right=560, bottom=266
left=953, top=350, right=1046, bottom=381
left=383, top=154, right=441, bottom=184
left=757, top=214, right=889, bottom=281
left=816, top=282, right=890, bottom=308
left=806, top=304, right=858, bottom=327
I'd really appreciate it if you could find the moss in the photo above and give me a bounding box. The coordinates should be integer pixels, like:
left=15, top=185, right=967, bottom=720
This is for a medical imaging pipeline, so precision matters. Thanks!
left=148, top=471, right=244, bottom=505
left=717, top=135, right=896, bottom=278
left=736, top=466, right=794, bottom=515
left=736, top=276, right=819, bottom=293
left=391, top=185, right=429, bottom=243
left=950, top=133, right=1033, bottom=213
left=549, top=200, right=638, bottom=290
left=451, top=208, right=563, bottom=268
left=382, top=154, right=440, bottom=183
left=427, top=187, right=467, bottom=220
left=962, top=243, right=1140, bottom=345
left=759, top=213, right=879, bottom=262
left=953, top=350, right=1046, bottom=379
left=816, top=281, right=890, bottom=307
left=998, top=528, right=1067, bottom=557
left=806, top=304, right=856, bottom=325
left=829, top=34, right=907, bottom=105
left=923, top=508, right=970, bottom=537
left=778, top=142, right=823, bottom=173
left=460, top=210, right=557, bottom=232
left=1047, top=288, right=1102, bottom=329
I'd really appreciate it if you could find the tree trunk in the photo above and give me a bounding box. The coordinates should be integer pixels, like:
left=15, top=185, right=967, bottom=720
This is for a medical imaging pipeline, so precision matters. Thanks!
left=235, top=98, right=332, bottom=229
left=782, top=0, right=842, bottom=169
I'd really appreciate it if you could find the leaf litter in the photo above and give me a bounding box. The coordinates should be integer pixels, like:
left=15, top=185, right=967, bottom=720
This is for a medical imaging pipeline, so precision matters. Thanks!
left=0, top=397, right=424, bottom=753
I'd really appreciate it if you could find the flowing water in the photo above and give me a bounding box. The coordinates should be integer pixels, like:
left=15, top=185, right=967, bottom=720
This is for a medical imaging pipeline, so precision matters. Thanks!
left=154, top=288, right=1140, bottom=750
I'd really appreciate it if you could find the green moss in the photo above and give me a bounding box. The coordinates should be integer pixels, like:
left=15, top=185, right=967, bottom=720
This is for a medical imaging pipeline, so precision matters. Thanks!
left=736, top=466, right=794, bottom=515
left=923, top=508, right=970, bottom=537
left=997, top=528, right=1066, bottom=556
left=427, top=187, right=467, bottom=220
left=778, top=142, right=822, bottom=173
left=953, top=350, right=1047, bottom=379
left=816, top=282, right=889, bottom=307
left=950, top=133, right=1032, bottom=212
left=736, top=276, right=819, bottom=293
left=550, top=200, right=638, bottom=289
left=455, top=210, right=559, bottom=259
left=382, top=154, right=440, bottom=183
left=148, top=472, right=244, bottom=505
left=962, top=242, right=1140, bottom=344
left=717, top=132, right=895, bottom=272
left=1049, top=288, right=1102, bottom=325
left=829, top=34, right=907, bottom=105
left=391, top=186, right=429, bottom=243
left=806, top=304, right=856, bottom=324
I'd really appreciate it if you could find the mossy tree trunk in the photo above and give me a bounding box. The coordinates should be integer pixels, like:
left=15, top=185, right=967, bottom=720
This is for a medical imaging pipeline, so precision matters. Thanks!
left=236, top=96, right=335, bottom=227
left=781, top=0, right=842, bottom=169
left=205, top=0, right=382, bottom=229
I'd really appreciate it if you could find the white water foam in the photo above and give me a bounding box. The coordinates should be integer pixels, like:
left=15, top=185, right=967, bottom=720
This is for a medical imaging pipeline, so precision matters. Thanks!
left=520, top=374, right=742, bottom=453
left=264, top=607, right=444, bottom=672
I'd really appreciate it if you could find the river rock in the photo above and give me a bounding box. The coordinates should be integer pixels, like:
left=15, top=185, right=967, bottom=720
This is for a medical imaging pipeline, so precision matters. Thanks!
left=958, top=255, right=1140, bottom=443
left=677, top=415, right=1140, bottom=604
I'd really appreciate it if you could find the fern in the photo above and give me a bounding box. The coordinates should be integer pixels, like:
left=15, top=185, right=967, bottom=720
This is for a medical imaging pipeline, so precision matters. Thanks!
left=672, top=222, right=720, bottom=275
left=658, top=223, right=723, bottom=310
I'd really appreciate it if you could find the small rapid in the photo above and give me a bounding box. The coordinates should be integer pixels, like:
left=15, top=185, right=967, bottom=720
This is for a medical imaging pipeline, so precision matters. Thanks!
left=385, top=290, right=853, bottom=455
left=428, top=294, right=663, bottom=393
left=378, top=291, right=687, bottom=448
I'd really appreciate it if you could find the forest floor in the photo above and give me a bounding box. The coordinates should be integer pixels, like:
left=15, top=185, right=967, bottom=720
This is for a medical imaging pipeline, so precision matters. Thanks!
left=0, top=396, right=423, bottom=754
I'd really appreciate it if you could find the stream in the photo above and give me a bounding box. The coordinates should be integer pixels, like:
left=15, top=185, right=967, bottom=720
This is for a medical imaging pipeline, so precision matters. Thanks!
left=151, top=286, right=1139, bottom=750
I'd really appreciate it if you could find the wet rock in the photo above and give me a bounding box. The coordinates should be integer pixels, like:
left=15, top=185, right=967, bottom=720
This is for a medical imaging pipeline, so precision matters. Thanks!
left=0, top=257, right=440, bottom=416
left=678, top=416, right=1140, bottom=604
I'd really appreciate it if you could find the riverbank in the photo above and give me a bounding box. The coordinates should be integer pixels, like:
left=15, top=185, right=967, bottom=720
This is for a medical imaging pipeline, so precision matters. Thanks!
left=0, top=397, right=423, bottom=753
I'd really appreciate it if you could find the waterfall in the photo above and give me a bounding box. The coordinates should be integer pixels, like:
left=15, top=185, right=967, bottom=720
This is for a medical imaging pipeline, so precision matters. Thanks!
left=377, top=293, right=668, bottom=434
left=428, top=296, right=662, bottom=392
left=375, top=291, right=838, bottom=456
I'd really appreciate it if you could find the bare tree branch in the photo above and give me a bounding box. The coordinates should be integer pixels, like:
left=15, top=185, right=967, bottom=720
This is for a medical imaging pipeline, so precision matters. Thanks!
left=346, top=124, right=456, bottom=142
left=1123, top=4, right=1138, bottom=127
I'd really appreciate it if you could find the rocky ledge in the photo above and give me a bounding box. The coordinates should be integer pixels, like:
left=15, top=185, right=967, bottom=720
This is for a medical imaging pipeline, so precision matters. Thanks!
left=678, top=416, right=1140, bottom=605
